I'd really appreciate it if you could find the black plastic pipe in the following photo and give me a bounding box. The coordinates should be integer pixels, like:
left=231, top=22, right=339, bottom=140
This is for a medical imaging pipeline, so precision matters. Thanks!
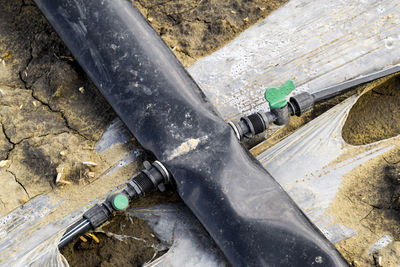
left=34, top=0, right=349, bottom=265
left=311, top=66, right=400, bottom=104
left=58, top=219, right=91, bottom=249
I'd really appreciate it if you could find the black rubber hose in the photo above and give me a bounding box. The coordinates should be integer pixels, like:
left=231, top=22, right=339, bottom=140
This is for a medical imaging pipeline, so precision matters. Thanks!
left=311, top=66, right=400, bottom=104
left=34, top=0, right=348, bottom=265
left=58, top=219, right=91, bottom=249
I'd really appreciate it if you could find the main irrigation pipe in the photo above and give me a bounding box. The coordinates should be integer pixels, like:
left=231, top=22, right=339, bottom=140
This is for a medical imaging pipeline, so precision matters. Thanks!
left=34, top=0, right=350, bottom=265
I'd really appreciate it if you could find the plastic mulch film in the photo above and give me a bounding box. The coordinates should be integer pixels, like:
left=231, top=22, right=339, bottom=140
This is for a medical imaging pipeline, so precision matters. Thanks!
left=130, top=204, right=227, bottom=267
left=257, top=96, right=393, bottom=244
left=188, top=0, right=400, bottom=121
left=0, top=195, right=70, bottom=266
left=256, top=75, right=400, bottom=251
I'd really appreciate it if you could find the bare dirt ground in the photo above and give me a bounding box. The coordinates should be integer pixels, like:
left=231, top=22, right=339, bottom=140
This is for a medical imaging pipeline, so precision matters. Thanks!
left=0, top=0, right=116, bottom=206
left=331, top=75, right=400, bottom=266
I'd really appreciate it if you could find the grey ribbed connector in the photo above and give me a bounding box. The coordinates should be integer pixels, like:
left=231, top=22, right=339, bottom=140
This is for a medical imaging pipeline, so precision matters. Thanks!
left=83, top=204, right=111, bottom=228
left=289, top=92, right=314, bottom=116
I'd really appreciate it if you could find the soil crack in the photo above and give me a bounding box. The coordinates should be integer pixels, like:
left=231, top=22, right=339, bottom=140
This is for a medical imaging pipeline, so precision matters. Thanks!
left=16, top=33, right=92, bottom=142
left=29, top=89, right=91, bottom=141
left=1, top=122, right=15, bottom=160
left=6, top=169, right=30, bottom=198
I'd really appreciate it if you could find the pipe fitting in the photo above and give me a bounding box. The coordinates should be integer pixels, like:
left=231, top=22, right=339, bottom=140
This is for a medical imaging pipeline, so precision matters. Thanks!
left=58, top=160, right=170, bottom=249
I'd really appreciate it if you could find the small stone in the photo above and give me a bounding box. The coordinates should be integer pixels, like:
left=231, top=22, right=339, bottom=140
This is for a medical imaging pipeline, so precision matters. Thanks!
left=0, top=160, right=9, bottom=168
left=59, top=180, right=72, bottom=185
left=373, top=253, right=383, bottom=267
left=378, top=256, right=382, bottom=266
left=1, top=52, right=11, bottom=60
left=82, top=161, right=97, bottom=167
left=55, top=166, right=64, bottom=183
left=86, top=171, right=95, bottom=179
left=78, top=86, right=85, bottom=94
left=55, top=173, right=62, bottom=183
left=20, top=197, right=28, bottom=204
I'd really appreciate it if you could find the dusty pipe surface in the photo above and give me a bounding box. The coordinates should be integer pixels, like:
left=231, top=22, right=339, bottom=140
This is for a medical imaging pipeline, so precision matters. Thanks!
left=33, top=0, right=348, bottom=266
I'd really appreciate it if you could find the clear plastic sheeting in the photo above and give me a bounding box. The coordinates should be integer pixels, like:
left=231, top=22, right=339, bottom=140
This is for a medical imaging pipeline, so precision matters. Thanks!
left=128, top=204, right=227, bottom=267
left=189, top=0, right=400, bottom=121
left=11, top=229, right=67, bottom=267
left=0, top=195, right=71, bottom=266
left=256, top=94, right=395, bottom=244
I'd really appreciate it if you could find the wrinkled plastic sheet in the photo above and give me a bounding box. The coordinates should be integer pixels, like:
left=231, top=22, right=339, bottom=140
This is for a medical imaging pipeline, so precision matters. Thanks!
left=188, top=0, right=400, bottom=121
left=0, top=195, right=68, bottom=267
left=258, top=95, right=395, bottom=244
left=130, top=204, right=227, bottom=267
left=1, top=0, right=400, bottom=265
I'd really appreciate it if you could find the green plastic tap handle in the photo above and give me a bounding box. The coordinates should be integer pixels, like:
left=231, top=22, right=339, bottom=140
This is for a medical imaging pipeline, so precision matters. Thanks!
left=111, top=193, right=129, bottom=211
left=264, top=80, right=295, bottom=109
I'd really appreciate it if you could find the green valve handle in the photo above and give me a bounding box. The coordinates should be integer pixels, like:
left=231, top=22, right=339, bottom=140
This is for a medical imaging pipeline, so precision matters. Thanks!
left=110, top=193, right=129, bottom=211
left=264, top=80, right=295, bottom=109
